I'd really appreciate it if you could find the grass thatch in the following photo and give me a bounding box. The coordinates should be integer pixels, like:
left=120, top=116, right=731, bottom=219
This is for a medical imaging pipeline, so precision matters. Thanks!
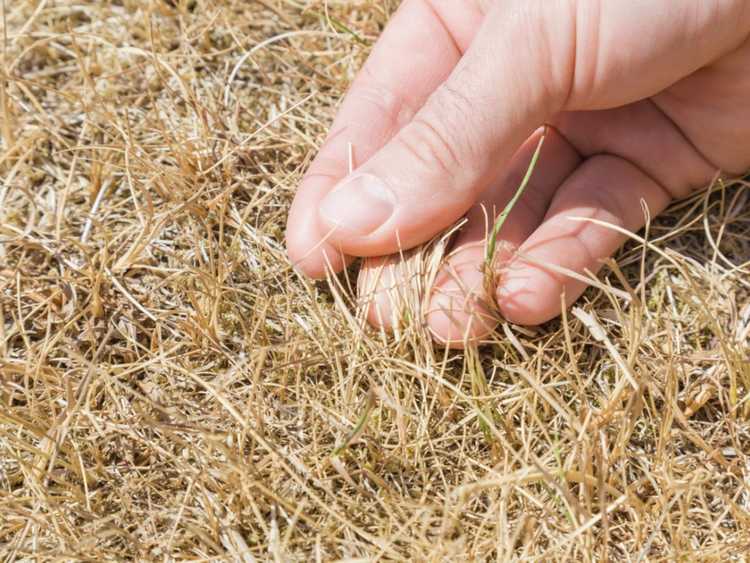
left=1, top=1, right=749, bottom=560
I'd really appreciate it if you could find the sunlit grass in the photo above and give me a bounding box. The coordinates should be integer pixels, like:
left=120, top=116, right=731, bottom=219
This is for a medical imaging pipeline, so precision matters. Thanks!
left=0, top=1, right=749, bottom=560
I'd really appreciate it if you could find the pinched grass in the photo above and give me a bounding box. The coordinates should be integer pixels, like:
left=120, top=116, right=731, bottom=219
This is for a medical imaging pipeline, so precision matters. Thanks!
left=1, top=1, right=749, bottom=561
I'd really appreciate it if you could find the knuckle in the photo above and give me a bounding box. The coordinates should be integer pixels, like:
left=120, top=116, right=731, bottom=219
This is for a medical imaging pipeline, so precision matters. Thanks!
left=432, top=82, right=476, bottom=130
left=396, top=113, right=463, bottom=177
left=347, top=73, right=417, bottom=129
left=397, top=84, right=485, bottom=176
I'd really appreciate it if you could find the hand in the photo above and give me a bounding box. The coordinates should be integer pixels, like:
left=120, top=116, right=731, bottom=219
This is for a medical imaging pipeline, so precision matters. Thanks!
left=286, top=0, right=750, bottom=347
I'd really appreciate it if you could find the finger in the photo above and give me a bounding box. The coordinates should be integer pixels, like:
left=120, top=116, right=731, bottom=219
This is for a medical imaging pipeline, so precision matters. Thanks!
left=653, top=38, right=750, bottom=175
left=317, top=1, right=563, bottom=257
left=428, top=96, right=718, bottom=345
left=497, top=155, right=672, bottom=326
left=317, top=0, right=750, bottom=258
left=357, top=253, right=420, bottom=331
left=356, top=128, right=551, bottom=332
left=357, top=127, right=580, bottom=336
left=286, top=0, right=485, bottom=278
left=549, top=101, right=717, bottom=199
left=425, top=127, right=581, bottom=347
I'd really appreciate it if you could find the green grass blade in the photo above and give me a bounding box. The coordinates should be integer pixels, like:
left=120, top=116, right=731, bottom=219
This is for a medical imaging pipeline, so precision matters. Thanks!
left=485, top=133, right=546, bottom=266
left=315, top=11, right=367, bottom=45
left=332, top=390, right=376, bottom=456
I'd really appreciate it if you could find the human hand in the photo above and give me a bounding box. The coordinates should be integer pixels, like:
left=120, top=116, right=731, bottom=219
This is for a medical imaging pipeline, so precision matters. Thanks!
left=286, top=0, right=750, bottom=347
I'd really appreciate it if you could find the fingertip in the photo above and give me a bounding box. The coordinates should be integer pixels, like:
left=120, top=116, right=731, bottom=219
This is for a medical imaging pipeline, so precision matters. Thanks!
left=286, top=172, right=355, bottom=278
left=357, top=256, right=399, bottom=330
left=426, top=256, right=498, bottom=348
left=427, top=291, right=496, bottom=349
left=286, top=243, right=350, bottom=280
left=285, top=218, right=350, bottom=279
left=495, top=265, right=568, bottom=326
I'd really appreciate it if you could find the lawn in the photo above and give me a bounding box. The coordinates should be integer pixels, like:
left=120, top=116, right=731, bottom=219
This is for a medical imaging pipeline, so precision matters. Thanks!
left=1, top=1, right=749, bottom=560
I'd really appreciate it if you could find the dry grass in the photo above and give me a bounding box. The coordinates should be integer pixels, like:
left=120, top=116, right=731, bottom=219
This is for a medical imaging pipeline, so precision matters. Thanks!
left=1, top=1, right=749, bottom=560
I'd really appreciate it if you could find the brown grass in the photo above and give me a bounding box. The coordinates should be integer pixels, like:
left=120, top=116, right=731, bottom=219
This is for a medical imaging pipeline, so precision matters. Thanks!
left=1, top=1, right=749, bottom=560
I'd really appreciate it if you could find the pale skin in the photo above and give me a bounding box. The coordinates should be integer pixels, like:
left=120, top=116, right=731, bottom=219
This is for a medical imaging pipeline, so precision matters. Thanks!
left=286, top=0, right=750, bottom=348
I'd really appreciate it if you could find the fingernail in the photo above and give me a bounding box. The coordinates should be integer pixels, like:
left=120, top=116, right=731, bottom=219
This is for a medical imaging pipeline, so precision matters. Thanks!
left=319, top=173, right=396, bottom=236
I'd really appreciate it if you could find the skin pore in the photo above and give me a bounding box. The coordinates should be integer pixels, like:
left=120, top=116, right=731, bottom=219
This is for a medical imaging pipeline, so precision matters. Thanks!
left=286, top=0, right=750, bottom=348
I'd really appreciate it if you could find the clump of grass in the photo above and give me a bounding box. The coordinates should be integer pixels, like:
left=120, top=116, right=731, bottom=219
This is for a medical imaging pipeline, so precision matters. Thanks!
left=1, top=1, right=749, bottom=561
left=483, top=130, right=546, bottom=307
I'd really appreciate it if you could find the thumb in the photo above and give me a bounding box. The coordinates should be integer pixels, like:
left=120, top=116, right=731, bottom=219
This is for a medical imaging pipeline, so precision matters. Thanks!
left=316, top=1, right=571, bottom=257
left=317, top=0, right=750, bottom=258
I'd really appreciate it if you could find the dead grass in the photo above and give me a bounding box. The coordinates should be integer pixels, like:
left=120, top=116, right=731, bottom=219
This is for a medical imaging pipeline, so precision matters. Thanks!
left=1, top=1, right=749, bottom=560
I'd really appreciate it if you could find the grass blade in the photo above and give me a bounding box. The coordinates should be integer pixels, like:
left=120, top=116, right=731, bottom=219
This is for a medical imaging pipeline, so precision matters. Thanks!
left=484, top=132, right=546, bottom=267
